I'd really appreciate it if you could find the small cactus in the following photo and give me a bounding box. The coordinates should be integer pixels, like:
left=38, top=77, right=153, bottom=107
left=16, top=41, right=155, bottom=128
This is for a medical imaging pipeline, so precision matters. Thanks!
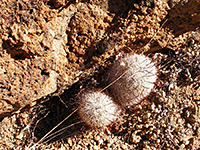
left=78, top=90, right=121, bottom=128
left=105, top=53, right=158, bottom=108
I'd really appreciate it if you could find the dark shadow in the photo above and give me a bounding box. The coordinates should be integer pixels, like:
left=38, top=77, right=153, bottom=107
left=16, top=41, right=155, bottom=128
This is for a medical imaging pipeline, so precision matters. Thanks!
left=165, top=0, right=200, bottom=37
left=82, top=35, right=123, bottom=69
left=33, top=87, right=81, bottom=143
left=2, top=40, right=34, bottom=60
left=152, top=47, right=200, bottom=88
left=47, top=0, right=68, bottom=9
left=33, top=98, right=85, bottom=143
left=108, top=0, right=155, bottom=18
left=181, top=107, right=196, bottom=124
left=0, top=99, right=21, bottom=119
left=33, top=77, right=96, bottom=143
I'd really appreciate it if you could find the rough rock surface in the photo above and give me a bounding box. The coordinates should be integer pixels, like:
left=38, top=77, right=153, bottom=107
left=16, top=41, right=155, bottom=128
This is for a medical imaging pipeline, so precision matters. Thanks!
left=0, top=0, right=200, bottom=149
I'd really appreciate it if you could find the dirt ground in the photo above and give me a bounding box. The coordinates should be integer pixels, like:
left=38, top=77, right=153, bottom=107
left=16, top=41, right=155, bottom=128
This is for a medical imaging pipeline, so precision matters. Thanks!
left=0, top=0, right=200, bottom=149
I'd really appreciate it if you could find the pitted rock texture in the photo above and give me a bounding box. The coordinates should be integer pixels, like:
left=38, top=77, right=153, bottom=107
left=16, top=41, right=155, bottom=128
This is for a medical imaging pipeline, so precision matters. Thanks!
left=0, top=0, right=200, bottom=149
left=1, top=0, right=198, bottom=117
left=0, top=1, right=115, bottom=117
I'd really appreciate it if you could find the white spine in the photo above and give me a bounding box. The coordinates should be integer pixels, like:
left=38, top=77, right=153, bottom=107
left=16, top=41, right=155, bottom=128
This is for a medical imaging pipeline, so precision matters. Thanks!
left=78, top=90, right=121, bottom=128
left=106, top=54, right=158, bottom=107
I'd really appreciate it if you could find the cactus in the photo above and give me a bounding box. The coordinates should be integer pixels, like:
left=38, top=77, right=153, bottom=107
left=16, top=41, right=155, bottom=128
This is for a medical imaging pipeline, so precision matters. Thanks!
left=78, top=90, right=121, bottom=128
left=105, top=54, right=158, bottom=108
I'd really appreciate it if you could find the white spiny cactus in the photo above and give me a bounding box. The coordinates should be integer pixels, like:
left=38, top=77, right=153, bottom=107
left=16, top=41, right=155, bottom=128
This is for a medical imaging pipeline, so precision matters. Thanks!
left=105, top=53, right=158, bottom=108
left=78, top=90, right=121, bottom=128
